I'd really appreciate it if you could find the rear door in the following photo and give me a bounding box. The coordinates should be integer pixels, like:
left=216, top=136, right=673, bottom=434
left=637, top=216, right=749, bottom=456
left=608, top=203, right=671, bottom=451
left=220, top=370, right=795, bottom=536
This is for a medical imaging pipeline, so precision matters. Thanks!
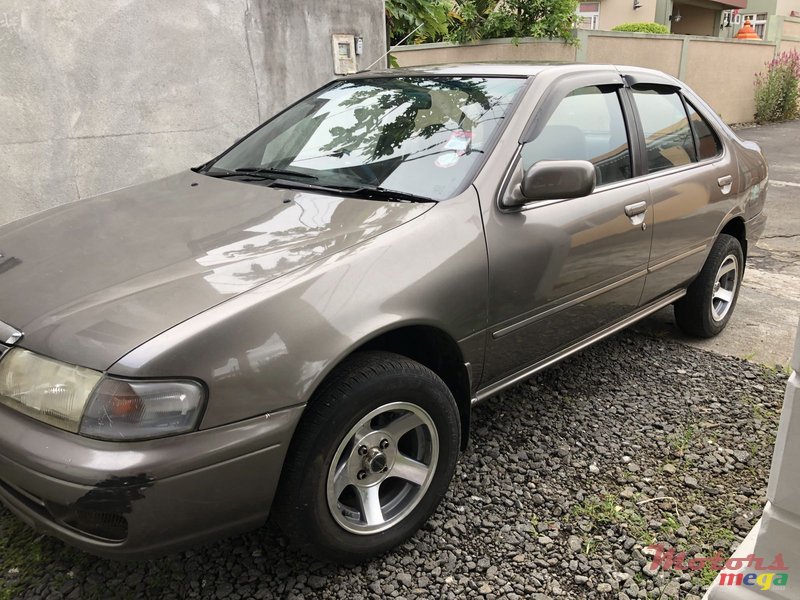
left=623, top=82, right=734, bottom=303
left=480, top=75, right=654, bottom=385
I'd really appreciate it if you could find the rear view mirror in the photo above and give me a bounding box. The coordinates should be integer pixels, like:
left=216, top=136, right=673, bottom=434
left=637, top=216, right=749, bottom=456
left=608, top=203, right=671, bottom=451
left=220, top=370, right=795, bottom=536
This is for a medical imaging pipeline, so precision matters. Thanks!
left=407, top=89, right=432, bottom=110
left=504, top=160, right=596, bottom=208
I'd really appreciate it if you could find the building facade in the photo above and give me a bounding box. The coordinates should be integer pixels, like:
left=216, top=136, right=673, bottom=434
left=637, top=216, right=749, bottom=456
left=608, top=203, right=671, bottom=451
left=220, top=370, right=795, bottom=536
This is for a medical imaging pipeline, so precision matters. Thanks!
left=719, top=0, right=800, bottom=39
left=576, top=0, right=749, bottom=36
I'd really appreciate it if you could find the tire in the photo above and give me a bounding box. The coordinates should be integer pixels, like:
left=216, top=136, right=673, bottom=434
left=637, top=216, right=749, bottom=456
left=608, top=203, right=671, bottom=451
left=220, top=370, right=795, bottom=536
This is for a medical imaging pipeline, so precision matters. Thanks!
left=273, top=351, right=461, bottom=563
left=674, top=233, right=744, bottom=338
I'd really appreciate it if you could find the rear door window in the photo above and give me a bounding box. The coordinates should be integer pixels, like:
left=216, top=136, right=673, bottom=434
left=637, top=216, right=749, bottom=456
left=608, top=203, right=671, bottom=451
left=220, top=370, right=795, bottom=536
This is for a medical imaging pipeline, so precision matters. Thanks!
left=631, top=86, right=697, bottom=173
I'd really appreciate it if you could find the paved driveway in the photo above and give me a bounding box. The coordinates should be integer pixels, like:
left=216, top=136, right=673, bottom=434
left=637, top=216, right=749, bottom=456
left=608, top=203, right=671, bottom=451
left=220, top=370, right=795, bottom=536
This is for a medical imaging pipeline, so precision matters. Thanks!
left=638, top=120, right=800, bottom=368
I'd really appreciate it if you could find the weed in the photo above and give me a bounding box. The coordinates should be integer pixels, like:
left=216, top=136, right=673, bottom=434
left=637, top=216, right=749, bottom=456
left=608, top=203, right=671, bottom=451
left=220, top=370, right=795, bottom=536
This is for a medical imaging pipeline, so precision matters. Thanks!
left=668, top=425, right=697, bottom=457
left=693, top=563, right=719, bottom=589
left=572, top=495, right=654, bottom=545
left=660, top=515, right=681, bottom=535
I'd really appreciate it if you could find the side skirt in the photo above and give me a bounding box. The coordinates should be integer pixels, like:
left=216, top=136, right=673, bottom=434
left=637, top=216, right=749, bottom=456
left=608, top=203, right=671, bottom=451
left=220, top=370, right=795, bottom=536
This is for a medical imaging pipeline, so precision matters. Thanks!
left=472, top=289, right=686, bottom=405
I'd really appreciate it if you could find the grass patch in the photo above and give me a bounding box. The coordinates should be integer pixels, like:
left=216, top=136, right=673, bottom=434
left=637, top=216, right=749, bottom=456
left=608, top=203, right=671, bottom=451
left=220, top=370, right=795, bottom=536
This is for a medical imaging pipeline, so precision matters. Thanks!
left=692, top=563, right=720, bottom=588
left=660, top=515, right=681, bottom=536
left=571, top=495, right=654, bottom=546
left=668, top=425, right=697, bottom=457
left=0, top=514, right=81, bottom=600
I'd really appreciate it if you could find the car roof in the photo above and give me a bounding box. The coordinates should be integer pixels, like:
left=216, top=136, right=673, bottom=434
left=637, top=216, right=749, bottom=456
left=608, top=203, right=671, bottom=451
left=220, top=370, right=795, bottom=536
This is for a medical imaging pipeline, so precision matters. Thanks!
left=364, top=62, right=562, bottom=77
left=347, top=62, right=681, bottom=87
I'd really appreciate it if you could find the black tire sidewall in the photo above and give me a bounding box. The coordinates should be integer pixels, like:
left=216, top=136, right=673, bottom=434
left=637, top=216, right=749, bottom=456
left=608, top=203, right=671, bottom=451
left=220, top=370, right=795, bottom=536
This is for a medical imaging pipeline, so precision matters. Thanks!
left=279, top=354, right=460, bottom=562
left=678, top=234, right=744, bottom=337
left=702, top=236, right=743, bottom=335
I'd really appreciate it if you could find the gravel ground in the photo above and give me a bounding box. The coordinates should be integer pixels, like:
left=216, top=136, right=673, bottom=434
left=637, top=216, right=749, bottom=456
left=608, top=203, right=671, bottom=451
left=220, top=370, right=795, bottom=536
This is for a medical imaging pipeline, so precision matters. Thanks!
left=0, top=331, right=787, bottom=600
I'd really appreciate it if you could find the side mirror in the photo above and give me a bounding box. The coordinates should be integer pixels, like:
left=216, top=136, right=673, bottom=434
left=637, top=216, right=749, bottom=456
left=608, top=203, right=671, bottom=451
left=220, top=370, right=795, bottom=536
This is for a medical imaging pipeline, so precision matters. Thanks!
left=504, top=160, right=596, bottom=208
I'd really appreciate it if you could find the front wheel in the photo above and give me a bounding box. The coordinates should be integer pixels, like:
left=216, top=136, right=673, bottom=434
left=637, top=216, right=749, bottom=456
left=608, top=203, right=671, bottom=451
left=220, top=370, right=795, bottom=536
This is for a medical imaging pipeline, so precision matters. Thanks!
left=674, top=233, right=744, bottom=338
left=273, top=351, right=461, bottom=563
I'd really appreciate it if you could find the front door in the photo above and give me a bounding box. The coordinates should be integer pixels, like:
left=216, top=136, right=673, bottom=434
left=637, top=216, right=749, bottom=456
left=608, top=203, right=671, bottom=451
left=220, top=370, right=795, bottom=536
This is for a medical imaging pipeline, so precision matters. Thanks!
left=481, top=82, right=654, bottom=385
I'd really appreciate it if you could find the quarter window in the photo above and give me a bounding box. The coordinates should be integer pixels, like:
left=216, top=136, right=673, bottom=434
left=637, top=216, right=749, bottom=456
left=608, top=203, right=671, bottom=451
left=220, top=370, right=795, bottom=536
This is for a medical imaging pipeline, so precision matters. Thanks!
left=631, top=87, right=696, bottom=173
left=686, top=102, right=722, bottom=161
left=521, top=86, right=632, bottom=186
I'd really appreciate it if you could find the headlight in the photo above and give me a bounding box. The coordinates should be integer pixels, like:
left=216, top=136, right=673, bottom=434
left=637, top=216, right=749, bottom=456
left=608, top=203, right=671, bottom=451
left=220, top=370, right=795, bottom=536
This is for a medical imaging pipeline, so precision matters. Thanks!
left=79, top=378, right=205, bottom=440
left=0, top=348, right=205, bottom=440
left=0, top=348, right=102, bottom=432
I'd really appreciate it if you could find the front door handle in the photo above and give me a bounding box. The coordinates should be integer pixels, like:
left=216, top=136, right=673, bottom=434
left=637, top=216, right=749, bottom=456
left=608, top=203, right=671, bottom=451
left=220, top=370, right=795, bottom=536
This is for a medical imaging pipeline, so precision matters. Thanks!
left=624, top=201, right=647, bottom=217
left=624, top=201, right=648, bottom=229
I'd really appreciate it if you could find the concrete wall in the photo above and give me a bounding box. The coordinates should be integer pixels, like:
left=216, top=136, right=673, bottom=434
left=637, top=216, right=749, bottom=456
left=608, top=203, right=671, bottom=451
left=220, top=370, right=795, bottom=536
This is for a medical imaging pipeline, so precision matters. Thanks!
left=393, top=30, right=783, bottom=123
left=391, top=37, right=577, bottom=67
left=781, top=38, right=800, bottom=51
left=783, top=15, right=800, bottom=36
left=584, top=32, right=684, bottom=75
left=0, top=0, right=385, bottom=225
left=683, top=39, right=776, bottom=121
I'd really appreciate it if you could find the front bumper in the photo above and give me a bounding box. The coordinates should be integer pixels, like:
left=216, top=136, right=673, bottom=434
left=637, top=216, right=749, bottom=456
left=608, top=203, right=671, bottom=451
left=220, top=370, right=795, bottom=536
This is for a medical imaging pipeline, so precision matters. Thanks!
left=0, top=401, right=304, bottom=559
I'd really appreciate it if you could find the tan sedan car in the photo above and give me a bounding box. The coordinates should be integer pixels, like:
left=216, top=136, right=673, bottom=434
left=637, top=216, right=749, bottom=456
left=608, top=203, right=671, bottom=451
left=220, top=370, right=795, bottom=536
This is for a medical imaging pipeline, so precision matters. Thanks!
left=0, top=63, right=767, bottom=562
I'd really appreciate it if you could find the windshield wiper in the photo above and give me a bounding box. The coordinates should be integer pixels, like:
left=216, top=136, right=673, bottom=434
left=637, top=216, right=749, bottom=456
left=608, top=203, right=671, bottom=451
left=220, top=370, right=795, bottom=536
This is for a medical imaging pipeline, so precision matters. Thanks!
left=338, top=185, right=435, bottom=203
left=261, top=178, right=435, bottom=203
left=234, top=167, right=318, bottom=180
left=204, top=170, right=435, bottom=203
left=204, top=167, right=317, bottom=180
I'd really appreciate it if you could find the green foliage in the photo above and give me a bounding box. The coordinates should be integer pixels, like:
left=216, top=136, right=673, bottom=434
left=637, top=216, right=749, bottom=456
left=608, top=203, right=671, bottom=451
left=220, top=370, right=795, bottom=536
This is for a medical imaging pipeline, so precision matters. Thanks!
left=386, top=0, right=579, bottom=47
left=754, top=49, right=800, bottom=123
left=385, top=0, right=450, bottom=45
left=611, top=22, right=670, bottom=34
left=449, top=0, right=579, bottom=44
left=571, top=495, right=654, bottom=545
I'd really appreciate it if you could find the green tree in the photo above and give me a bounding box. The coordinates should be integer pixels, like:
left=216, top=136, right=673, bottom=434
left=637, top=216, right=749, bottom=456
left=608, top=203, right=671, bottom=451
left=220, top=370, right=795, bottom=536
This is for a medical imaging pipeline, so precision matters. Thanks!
left=449, top=0, right=579, bottom=44
left=385, top=0, right=451, bottom=45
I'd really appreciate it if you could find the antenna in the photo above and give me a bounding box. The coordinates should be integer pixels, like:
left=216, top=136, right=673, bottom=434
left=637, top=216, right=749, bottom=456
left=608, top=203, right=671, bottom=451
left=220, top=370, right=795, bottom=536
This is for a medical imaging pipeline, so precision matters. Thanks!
left=362, top=22, right=425, bottom=72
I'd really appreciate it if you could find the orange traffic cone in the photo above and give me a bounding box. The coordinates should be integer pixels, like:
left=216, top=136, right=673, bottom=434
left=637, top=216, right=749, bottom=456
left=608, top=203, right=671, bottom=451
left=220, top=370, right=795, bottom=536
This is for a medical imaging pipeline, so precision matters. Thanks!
left=736, top=20, right=761, bottom=40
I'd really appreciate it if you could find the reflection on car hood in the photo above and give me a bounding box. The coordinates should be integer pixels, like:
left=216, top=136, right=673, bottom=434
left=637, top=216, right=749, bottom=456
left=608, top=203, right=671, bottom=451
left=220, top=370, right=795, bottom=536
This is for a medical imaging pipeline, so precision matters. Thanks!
left=0, top=171, right=432, bottom=370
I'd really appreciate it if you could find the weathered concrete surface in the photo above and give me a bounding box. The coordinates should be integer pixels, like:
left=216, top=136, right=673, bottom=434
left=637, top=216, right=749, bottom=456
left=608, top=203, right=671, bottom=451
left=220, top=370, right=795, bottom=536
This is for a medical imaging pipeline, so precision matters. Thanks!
left=257, top=0, right=386, bottom=114
left=637, top=121, right=800, bottom=368
left=0, top=0, right=385, bottom=225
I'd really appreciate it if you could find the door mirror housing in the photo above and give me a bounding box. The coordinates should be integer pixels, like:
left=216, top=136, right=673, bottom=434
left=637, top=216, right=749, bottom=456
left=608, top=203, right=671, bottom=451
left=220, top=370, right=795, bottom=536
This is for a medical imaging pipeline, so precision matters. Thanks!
left=504, top=160, right=596, bottom=208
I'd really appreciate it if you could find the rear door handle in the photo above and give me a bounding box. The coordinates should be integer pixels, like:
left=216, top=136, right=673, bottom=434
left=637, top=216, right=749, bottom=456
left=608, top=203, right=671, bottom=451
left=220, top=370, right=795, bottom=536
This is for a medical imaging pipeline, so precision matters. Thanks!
left=718, top=175, right=733, bottom=194
left=624, top=201, right=647, bottom=217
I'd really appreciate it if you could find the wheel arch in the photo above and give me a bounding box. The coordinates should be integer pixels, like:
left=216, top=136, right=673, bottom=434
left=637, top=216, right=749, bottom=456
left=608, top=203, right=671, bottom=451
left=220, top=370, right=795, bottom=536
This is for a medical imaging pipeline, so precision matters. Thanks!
left=719, top=216, right=747, bottom=262
left=305, top=323, right=474, bottom=451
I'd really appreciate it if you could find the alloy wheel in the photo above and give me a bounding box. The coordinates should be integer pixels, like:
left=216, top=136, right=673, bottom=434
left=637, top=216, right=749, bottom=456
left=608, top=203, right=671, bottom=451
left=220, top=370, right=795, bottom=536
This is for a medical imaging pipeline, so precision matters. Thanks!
left=325, top=401, right=439, bottom=535
left=711, top=254, right=738, bottom=322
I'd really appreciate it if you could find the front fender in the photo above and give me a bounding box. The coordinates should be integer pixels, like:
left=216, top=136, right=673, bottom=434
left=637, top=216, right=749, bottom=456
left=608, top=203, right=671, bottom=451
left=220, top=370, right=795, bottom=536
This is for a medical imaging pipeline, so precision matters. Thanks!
left=109, top=190, right=489, bottom=428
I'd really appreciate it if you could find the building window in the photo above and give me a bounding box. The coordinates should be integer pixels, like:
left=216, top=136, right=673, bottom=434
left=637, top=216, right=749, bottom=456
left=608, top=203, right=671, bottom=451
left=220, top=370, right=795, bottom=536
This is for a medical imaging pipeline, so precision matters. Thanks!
left=577, top=2, right=600, bottom=30
left=743, top=13, right=768, bottom=38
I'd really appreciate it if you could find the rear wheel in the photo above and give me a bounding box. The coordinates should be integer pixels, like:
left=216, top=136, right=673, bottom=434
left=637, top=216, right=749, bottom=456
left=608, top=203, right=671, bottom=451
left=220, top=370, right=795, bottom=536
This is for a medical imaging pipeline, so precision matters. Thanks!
left=274, top=351, right=460, bottom=563
left=674, top=234, right=743, bottom=338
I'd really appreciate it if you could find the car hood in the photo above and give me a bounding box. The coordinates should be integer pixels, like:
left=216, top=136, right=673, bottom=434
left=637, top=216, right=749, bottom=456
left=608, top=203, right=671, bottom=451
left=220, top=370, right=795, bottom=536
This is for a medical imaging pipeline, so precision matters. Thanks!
left=0, top=171, right=432, bottom=370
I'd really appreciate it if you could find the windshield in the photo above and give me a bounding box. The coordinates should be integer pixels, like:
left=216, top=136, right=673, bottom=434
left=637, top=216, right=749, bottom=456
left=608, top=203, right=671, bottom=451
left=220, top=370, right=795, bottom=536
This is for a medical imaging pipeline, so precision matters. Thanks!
left=206, top=76, right=526, bottom=200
